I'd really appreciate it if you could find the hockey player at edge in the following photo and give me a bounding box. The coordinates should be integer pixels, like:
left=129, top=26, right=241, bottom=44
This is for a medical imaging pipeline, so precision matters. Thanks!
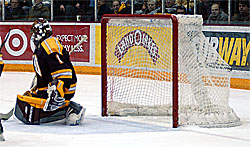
left=14, top=18, right=86, bottom=125
left=0, top=120, right=4, bottom=141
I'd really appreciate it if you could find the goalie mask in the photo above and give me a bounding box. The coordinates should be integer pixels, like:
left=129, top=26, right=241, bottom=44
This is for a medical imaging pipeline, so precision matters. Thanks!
left=31, top=18, right=52, bottom=43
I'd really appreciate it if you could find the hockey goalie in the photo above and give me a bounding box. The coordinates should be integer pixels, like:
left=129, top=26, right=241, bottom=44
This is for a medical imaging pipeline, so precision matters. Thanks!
left=14, top=18, right=86, bottom=126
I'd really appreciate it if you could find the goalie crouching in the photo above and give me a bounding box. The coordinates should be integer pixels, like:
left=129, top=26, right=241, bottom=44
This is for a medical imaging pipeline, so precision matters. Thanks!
left=14, top=18, right=86, bottom=126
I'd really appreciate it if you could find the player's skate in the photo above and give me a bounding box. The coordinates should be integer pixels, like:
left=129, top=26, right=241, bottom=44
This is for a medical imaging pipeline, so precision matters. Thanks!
left=66, top=101, right=86, bottom=126
left=0, top=120, right=5, bottom=141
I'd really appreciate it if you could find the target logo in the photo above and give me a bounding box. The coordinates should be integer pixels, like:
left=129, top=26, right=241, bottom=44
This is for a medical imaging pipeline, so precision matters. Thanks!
left=0, top=24, right=90, bottom=62
left=4, top=29, right=31, bottom=56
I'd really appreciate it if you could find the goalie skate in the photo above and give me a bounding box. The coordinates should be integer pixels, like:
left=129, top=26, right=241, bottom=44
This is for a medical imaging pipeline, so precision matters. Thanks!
left=66, top=101, right=86, bottom=126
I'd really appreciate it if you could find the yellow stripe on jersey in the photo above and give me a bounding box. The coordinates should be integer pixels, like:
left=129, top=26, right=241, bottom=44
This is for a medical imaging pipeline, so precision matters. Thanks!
left=41, top=37, right=64, bottom=55
left=51, top=69, right=72, bottom=79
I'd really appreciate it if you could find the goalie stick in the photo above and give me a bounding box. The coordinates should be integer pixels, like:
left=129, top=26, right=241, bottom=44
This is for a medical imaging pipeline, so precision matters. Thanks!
left=0, top=108, right=14, bottom=120
left=0, top=28, right=11, bottom=77
left=69, top=35, right=88, bottom=55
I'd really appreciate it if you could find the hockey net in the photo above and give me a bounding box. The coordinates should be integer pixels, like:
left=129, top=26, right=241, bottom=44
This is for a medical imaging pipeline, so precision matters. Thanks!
left=101, top=14, right=241, bottom=128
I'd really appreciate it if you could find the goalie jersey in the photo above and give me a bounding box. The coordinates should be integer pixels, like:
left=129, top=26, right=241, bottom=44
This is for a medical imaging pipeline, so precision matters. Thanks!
left=33, top=36, right=77, bottom=100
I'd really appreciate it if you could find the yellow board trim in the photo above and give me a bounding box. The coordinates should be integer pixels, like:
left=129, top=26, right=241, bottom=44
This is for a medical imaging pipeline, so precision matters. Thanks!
left=3, top=64, right=250, bottom=90
left=2, top=64, right=101, bottom=74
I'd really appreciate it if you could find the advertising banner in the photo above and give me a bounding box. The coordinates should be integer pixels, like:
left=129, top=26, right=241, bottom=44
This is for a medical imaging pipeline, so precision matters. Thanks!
left=204, top=31, right=250, bottom=71
left=0, top=24, right=90, bottom=62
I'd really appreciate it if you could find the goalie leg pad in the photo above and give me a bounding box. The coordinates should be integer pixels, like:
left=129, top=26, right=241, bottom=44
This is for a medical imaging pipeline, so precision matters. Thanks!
left=14, top=95, right=69, bottom=125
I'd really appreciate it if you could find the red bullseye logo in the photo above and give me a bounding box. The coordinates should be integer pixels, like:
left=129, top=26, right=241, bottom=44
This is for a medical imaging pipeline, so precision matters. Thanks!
left=9, top=35, right=23, bottom=51
left=5, top=29, right=27, bottom=56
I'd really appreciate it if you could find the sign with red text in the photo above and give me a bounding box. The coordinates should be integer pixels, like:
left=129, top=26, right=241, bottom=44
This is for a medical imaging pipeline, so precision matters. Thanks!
left=0, top=24, right=90, bottom=62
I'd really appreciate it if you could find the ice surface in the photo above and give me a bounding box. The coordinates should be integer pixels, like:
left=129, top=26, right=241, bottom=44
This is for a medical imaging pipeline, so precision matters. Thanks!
left=0, top=72, right=250, bottom=147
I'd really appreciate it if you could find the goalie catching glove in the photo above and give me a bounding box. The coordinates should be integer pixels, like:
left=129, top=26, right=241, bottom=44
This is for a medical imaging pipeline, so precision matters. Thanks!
left=43, top=79, right=66, bottom=111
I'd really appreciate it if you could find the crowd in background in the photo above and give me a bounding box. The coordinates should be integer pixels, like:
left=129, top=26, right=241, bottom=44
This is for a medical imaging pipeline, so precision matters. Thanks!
left=0, top=0, right=249, bottom=25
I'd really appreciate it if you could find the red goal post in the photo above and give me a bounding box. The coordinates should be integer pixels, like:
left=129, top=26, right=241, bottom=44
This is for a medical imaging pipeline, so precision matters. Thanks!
left=101, top=14, right=179, bottom=128
left=101, top=14, right=240, bottom=128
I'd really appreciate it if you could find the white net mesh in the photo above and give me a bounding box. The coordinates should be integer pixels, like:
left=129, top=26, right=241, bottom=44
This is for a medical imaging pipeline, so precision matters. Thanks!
left=104, top=15, right=241, bottom=127
left=177, top=15, right=240, bottom=127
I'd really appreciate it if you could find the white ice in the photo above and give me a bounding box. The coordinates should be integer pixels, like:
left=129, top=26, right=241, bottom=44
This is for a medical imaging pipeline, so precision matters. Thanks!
left=0, top=72, right=250, bottom=147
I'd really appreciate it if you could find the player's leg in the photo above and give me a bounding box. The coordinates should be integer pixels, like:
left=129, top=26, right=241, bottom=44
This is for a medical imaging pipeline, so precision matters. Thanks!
left=0, top=120, right=5, bottom=141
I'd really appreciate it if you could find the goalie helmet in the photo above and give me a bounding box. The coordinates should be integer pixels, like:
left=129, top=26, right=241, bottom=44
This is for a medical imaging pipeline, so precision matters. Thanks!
left=31, top=18, right=52, bottom=43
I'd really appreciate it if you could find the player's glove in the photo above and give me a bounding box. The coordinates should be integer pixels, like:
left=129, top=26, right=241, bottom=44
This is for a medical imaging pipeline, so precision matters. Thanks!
left=43, top=79, right=66, bottom=111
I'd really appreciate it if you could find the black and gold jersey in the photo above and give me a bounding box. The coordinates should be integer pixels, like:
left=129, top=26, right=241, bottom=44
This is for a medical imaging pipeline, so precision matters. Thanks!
left=33, top=36, right=77, bottom=100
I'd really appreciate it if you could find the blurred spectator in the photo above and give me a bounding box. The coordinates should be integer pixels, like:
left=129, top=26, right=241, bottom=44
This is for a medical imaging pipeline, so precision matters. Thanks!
left=112, top=0, right=130, bottom=14
left=20, top=0, right=32, bottom=7
left=175, top=0, right=194, bottom=14
left=74, top=2, right=85, bottom=21
left=89, top=0, right=95, bottom=8
left=176, top=5, right=186, bottom=14
left=20, top=0, right=32, bottom=16
left=146, top=0, right=160, bottom=14
left=112, top=0, right=121, bottom=13
left=97, top=0, right=112, bottom=21
left=185, top=0, right=194, bottom=14
left=53, top=2, right=66, bottom=21
left=206, top=3, right=228, bottom=24
left=176, top=0, right=186, bottom=6
left=84, top=0, right=95, bottom=21
left=232, top=0, right=250, bottom=22
left=134, top=0, right=147, bottom=13
left=0, top=2, right=2, bottom=20
left=134, top=0, right=145, bottom=12
left=157, top=0, right=177, bottom=14
left=135, top=0, right=160, bottom=14
left=54, top=1, right=80, bottom=21
left=197, top=0, right=211, bottom=21
left=5, top=0, right=26, bottom=20
left=28, top=0, right=50, bottom=21
left=166, top=0, right=178, bottom=13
